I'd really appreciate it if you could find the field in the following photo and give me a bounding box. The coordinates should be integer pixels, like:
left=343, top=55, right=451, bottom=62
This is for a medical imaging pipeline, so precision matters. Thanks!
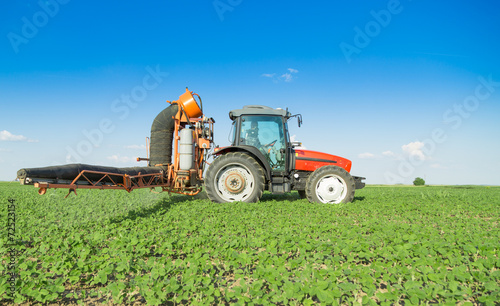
left=1, top=182, right=499, bottom=305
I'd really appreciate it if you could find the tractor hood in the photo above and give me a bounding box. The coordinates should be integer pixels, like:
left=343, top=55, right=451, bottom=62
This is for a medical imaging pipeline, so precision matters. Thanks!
left=294, top=149, right=352, bottom=172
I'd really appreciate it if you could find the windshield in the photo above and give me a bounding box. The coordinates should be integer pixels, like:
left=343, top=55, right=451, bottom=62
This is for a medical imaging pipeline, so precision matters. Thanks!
left=239, top=115, right=286, bottom=170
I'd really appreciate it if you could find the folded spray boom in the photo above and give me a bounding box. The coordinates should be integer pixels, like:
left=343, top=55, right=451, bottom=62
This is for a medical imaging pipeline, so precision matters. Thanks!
left=17, top=88, right=215, bottom=197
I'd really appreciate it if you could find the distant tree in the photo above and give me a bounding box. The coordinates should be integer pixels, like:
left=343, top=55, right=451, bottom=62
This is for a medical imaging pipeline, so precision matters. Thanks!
left=413, top=177, right=425, bottom=186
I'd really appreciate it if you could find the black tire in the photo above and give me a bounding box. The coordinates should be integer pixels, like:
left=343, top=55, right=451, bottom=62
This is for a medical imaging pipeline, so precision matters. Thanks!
left=298, top=190, right=307, bottom=199
left=305, top=165, right=355, bottom=204
left=205, top=152, right=265, bottom=203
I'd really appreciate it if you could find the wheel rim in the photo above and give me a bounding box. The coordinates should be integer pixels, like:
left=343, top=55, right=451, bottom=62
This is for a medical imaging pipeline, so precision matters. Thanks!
left=315, top=175, right=347, bottom=204
left=215, top=163, right=255, bottom=202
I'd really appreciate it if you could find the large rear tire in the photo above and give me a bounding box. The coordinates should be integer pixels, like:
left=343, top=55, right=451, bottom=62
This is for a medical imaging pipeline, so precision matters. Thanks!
left=305, top=165, right=355, bottom=204
left=205, top=152, right=265, bottom=203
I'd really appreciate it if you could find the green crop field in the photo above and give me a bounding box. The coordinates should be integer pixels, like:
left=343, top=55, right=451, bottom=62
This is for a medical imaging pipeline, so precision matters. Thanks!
left=1, top=182, right=499, bottom=305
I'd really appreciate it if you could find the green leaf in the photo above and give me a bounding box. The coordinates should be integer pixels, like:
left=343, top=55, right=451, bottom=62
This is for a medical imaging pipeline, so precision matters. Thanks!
left=317, top=280, right=329, bottom=290
left=316, top=289, right=333, bottom=304
left=484, top=281, right=497, bottom=292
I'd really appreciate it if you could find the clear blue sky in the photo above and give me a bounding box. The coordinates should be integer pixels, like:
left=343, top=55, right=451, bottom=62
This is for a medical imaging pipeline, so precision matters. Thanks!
left=1, top=0, right=499, bottom=185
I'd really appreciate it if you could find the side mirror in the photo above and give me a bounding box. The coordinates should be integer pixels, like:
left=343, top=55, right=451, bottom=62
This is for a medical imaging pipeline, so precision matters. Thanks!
left=289, top=114, right=302, bottom=127
left=291, top=141, right=302, bottom=148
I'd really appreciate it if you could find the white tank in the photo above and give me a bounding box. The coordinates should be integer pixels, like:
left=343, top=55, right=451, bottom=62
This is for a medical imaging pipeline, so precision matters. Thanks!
left=179, top=128, right=194, bottom=170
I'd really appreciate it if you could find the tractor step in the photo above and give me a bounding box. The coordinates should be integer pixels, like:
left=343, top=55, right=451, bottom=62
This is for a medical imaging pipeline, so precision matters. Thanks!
left=353, top=176, right=366, bottom=189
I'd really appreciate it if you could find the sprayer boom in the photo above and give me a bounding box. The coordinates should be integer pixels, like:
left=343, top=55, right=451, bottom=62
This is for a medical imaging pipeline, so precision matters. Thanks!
left=17, top=88, right=214, bottom=197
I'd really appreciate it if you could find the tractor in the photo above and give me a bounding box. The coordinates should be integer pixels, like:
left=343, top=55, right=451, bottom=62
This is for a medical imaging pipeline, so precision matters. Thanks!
left=204, top=105, right=365, bottom=204
left=16, top=89, right=364, bottom=203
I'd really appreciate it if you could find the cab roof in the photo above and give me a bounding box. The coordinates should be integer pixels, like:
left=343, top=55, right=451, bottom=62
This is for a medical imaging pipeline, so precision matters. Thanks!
left=229, top=105, right=291, bottom=120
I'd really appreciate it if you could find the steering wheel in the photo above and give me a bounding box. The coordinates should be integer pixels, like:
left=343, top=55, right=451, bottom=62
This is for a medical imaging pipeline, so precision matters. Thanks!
left=263, top=139, right=277, bottom=148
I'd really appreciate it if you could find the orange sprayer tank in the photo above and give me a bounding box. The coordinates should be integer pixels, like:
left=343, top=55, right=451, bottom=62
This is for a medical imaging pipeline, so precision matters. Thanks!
left=178, top=88, right=203, bottom=118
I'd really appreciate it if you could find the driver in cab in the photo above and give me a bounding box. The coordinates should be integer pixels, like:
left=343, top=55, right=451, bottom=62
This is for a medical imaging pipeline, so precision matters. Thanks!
left=245, top=120, right=261, bottom=148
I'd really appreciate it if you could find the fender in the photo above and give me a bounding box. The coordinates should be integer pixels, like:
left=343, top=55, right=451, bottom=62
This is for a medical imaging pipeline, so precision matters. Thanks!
left=212, top=145, right=272, bottom=181
left=295, top=149, right=352, bottom=172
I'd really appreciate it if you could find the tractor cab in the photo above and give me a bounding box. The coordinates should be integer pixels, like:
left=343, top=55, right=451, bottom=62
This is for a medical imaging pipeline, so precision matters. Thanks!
left=229, top=106, right=291, bottom=172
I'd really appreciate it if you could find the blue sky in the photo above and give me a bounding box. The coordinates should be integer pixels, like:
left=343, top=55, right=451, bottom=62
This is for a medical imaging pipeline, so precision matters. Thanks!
left=1, top=0, right=499, bottom=185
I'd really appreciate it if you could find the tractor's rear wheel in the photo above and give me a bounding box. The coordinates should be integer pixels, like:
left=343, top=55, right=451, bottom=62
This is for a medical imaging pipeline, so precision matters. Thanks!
left=305, top=165, right=355, bottom=204
left=205, top=152, right=265, bottom=203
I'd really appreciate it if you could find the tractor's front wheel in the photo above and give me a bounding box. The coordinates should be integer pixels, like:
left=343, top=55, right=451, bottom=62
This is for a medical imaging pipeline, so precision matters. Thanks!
left=305, top=165, right=355, bottom=204
left=205, top=152, right=265, bottom=203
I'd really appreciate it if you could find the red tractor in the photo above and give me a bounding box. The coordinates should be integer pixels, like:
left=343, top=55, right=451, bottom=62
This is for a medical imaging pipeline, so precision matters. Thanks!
left=204, top=105, right=365, bottom=204
left=17, top=89, right=364, bottom=203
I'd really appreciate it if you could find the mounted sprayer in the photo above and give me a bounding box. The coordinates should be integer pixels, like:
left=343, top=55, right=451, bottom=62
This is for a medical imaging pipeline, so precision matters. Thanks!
left=17, top=88, right=214, bottom=197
